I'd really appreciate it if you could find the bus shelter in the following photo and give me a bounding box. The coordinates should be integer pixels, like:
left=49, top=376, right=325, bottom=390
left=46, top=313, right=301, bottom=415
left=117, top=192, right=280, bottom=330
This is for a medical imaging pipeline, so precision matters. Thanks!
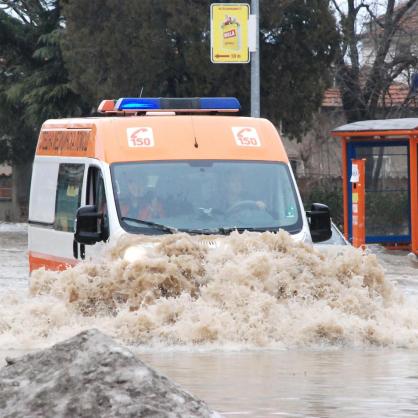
left=332, top=118, right=418, bottom=254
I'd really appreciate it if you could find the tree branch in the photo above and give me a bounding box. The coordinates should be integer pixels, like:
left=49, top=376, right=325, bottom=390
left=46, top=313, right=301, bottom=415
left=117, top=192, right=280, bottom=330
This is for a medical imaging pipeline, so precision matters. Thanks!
left=357, top=3, right=384, bottom=29
left=347, top=0, right=360, bottom=76
left=331, top=0, right=345, bottom=18
left=388, top=57, right=418, bottom=81
left=393, top=0, right=418, bottom=27
left=0, top=1, right=31, bottom=24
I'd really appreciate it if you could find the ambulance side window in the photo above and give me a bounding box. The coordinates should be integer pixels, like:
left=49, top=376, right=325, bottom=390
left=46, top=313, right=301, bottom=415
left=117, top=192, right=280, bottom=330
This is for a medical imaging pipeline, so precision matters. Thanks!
left=86, top=167, right=106, bottom=207
left=54, top=164, right=84, bottom=232
left=87, top=167, right=109, bottom=240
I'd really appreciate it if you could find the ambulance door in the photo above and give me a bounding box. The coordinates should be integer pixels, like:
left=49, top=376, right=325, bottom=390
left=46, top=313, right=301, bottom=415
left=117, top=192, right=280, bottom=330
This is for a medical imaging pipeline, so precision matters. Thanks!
left=76, top=164, right=109, bottom=261
left=29, top=160, right=86, bottom=272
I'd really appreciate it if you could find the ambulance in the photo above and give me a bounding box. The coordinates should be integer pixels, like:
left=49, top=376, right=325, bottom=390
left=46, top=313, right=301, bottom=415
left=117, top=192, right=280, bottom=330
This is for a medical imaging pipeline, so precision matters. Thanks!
left=28, top=97, right=331, bottom=272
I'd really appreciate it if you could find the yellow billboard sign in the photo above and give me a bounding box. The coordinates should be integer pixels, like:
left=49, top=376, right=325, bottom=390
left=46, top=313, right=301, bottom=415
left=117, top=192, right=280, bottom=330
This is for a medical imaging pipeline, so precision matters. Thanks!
left=211, top=3, right=250, bottom=64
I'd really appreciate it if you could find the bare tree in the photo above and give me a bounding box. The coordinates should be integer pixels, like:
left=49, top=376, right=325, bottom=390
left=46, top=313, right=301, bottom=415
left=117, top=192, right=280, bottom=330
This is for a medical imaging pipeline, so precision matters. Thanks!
left=332, top=0, right=418, bottom=122
left=331, top=0, right=418, bottom=190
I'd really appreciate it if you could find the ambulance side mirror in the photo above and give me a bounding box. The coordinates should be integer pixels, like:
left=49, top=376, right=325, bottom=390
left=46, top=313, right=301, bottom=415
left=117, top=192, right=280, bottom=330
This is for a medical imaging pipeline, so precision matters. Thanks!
left=74, top=205, right=103, bottom=245
left=306, top=203, right=332, bottom=243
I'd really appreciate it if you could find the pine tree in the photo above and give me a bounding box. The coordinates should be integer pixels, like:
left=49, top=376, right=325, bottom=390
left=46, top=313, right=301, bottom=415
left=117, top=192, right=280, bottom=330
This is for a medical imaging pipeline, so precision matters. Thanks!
left=0, top=0, right=87, bottom=164
left=60, top=0, right=338, bottom=138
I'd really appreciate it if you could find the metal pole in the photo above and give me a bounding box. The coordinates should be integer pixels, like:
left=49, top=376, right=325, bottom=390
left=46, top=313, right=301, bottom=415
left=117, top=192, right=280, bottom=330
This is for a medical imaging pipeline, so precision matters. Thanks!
left=251, top=0, right=260, bottom=118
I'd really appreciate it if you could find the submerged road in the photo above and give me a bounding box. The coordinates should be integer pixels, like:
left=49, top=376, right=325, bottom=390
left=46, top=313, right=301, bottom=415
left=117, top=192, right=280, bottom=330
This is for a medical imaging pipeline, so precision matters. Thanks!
left=1, top=222, right=418, bottom=418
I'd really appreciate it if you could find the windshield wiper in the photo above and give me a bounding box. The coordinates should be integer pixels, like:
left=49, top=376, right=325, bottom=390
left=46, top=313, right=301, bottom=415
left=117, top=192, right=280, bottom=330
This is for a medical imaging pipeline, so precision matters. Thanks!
left=181, top=228, right=221, bottom=235
left=225, top=227, right=247, bottom=234
left=217, top=226, right=286, bottom=234
left=121, top=217, right=178, bottom=234
left=182, top=227, right=279, bottom=235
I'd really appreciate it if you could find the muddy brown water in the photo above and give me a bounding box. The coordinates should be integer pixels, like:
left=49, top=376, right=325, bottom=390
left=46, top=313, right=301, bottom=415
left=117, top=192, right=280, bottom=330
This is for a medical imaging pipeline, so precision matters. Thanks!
left=1, top=223, right=418, bottom=417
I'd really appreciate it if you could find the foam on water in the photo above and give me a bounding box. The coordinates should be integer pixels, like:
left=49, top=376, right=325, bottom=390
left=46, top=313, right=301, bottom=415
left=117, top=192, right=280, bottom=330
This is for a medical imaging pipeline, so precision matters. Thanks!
left=2, top=230, right=418, bottom=350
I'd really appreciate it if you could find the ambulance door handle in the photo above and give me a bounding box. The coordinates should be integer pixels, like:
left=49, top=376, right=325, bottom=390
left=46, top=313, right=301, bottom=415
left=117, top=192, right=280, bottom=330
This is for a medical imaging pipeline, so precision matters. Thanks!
left=72, top=240, right=85, bottom=260
left=80, top=244, right=85, bottom=260
left=73, top=239, right=78, bottom=259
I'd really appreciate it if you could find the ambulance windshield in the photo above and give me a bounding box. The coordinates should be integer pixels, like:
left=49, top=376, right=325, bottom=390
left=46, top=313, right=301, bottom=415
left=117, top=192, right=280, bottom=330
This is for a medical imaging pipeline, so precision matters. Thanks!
left=111, top=161, right=302, bottom=234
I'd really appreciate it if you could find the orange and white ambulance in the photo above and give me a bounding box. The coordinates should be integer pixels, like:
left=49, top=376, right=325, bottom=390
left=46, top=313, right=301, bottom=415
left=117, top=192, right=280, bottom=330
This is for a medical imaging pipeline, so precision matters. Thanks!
left=28, top=97, right=331, bottom=272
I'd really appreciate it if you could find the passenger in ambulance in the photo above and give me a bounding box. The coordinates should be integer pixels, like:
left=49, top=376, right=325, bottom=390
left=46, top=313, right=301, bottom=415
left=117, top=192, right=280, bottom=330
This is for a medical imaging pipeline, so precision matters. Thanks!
left=121, top=178, right=165, bottom=220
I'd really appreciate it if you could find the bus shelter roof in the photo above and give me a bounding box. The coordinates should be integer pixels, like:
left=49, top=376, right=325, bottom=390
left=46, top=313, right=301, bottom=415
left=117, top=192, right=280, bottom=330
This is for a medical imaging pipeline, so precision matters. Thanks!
left=332, top=118, right=418, bottom=137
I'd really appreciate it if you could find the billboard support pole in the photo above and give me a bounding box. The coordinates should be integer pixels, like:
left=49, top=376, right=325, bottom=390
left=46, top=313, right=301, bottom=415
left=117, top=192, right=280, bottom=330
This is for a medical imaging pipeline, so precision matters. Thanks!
left=251, top=0, right=260, bottom=118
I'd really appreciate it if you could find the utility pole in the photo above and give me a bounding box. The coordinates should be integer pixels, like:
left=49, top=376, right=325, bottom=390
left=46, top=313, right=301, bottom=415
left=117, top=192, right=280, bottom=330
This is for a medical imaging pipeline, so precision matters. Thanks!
left=251, top=0, right=260, bottom=118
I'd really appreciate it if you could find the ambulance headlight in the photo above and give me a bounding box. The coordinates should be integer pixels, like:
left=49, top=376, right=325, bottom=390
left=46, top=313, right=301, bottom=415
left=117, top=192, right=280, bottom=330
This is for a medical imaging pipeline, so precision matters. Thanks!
left=123, top=243, right=157, bottom=263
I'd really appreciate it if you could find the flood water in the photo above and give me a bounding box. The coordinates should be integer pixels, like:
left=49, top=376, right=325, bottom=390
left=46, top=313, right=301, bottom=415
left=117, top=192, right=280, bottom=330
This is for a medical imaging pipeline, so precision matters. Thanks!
left=1, top=222, right=418, bottom=417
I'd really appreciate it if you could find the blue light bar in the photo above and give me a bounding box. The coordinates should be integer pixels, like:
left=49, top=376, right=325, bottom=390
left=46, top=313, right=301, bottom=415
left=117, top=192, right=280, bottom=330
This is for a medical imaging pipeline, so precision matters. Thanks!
left=115, top=98, right=160, bottom=111
left=114, top=97, right=240, bottom=112
left=199, top=97, right=240, bottom=110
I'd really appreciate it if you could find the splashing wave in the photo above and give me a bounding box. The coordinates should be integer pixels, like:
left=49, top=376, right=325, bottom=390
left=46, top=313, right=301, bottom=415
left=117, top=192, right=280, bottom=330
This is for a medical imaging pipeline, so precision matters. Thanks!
left=2, top=231, right=418, bottom=350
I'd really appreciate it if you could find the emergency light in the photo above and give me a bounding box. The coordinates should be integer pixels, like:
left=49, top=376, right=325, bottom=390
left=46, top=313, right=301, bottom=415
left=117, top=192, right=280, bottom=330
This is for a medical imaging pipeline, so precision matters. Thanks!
left=113, top=97, right=241, bottom=112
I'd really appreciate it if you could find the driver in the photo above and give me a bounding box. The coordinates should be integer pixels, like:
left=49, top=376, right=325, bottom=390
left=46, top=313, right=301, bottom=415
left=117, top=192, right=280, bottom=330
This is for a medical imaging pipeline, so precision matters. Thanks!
left=221, top=174, right=266, bottom=213
left=121, top=178, right=165, bottom=220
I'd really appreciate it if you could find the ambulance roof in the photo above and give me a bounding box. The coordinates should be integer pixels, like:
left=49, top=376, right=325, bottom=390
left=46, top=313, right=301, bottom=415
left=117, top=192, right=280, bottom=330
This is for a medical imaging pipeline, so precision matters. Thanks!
left=37, top=115, right=288, bottom=164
